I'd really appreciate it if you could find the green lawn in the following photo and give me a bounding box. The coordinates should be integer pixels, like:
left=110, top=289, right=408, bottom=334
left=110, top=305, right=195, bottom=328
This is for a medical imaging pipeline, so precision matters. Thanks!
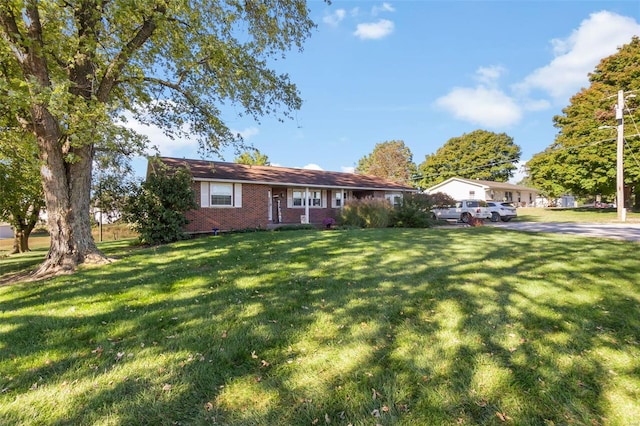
left=1, top=228, right=639, bottom=425
left=515, top=207, right=640, bottom=223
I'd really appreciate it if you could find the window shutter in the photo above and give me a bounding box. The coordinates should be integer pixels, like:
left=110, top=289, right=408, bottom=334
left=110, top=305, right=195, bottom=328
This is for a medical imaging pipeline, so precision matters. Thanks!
left=234, top=183, right=242, bottom=207
left=287, top=188, right=293, bottom=208
left=200, top=182, right=209, bottom=207
left=322, top=190, right=327, bottom=208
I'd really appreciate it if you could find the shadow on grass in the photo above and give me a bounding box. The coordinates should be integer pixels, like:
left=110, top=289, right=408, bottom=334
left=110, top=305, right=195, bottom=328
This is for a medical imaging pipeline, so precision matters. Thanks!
left=1, top=229, right=638, bottom=425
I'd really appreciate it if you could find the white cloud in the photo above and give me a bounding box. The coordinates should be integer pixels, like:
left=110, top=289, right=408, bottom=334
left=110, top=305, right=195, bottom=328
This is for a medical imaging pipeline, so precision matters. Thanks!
left=475, top=65, right=506, bottom=86
left=516, top=11, right=640, bottom=102
left=354, top=19, right=394, bottom=40
left=123, top=118, right=197, bottom=156
left=436, top=86, right=522, bottom=128
left=372, top=2, right=395, bottom=15
left=323, top=9, right=346, bottom=27
left=302, top=163, right=324, bottom=171
left=341, top=166, right=355, bottom=173
left=231, top=126, right=259, bottom=140
left=436, top=66, right=522, bottom=127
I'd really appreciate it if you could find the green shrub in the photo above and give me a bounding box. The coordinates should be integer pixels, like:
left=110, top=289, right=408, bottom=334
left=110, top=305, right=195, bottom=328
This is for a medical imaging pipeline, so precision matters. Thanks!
left=391, top=200, right=431, bottom=228
left=391, top=193, right=434, bottom=228
left=338, top=198, right=393, bottom=228
left=273, top=224, right=317, bottom=232
left=123, top=159, right=197, bottom=245
left=390, top=192, right=457, bottom=228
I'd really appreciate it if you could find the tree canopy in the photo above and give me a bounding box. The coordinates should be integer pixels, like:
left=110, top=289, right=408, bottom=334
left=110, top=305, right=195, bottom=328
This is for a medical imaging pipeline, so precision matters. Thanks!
left=416, top=130, right=521, bottom=189
left=355, top=140, right=417, bottom=186
left=0, top=133, right=44, bottom=253
left=526, top=36, right=640, bottom=206
left=0, top=52, right=44, bottom=254
left=0, top=0, right=317, bottom=276
left=235, top=149, right=270, bottom=166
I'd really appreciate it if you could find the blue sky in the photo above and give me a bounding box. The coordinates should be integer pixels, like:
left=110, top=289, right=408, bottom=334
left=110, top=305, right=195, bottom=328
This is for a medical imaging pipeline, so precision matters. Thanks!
left=131, top=1, right=640, bottom=182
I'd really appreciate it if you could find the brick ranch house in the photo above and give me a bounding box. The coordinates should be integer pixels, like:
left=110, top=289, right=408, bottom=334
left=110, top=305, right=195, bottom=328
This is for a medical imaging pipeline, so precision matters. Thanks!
left=155, top=157, right=415, bottom=232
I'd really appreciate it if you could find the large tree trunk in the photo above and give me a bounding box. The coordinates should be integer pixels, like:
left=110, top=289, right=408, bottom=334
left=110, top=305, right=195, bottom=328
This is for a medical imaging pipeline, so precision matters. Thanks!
left=32, top=105, right=108, bottom=278
left=9, top=193, right=44, bottom=254
left=11, top=222, right=35, bottom=254
left=11, top=230, right=29, bottom=254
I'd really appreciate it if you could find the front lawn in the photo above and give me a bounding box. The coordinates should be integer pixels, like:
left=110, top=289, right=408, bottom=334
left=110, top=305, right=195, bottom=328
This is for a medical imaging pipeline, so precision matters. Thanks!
left=516, top=207, right=640, bottom=223
left=1, top=228, right=638, bottom=425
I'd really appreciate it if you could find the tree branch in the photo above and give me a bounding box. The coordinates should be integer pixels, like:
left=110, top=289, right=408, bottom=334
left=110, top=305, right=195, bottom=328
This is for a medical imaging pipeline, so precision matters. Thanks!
left=96, top=4, right=166, bottom=102
left=0, top=4, right=29, bottom=66
left=142, top=75, right=214, bottom=120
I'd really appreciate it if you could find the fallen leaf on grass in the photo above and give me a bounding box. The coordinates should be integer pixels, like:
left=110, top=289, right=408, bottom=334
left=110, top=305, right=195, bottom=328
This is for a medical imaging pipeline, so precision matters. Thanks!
left=371, top=388, right=382, bottom=400
left=162, top=383, right=172, bottom=391
left=496, top=411, right=512, bottom=422
left=204, top=402, right=214, bottom=411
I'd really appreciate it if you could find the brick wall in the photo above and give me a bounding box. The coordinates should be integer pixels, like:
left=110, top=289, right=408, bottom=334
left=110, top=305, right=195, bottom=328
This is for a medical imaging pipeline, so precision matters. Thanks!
left=185, top=182, right=269, bottom=232
left=185, top=183, right=390, bottom=232
left=279, top=190, right=338, bottom=224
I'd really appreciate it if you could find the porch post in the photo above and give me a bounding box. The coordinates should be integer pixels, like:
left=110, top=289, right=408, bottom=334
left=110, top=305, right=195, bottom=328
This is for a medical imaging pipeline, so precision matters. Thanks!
left=304, top=187, right=310, bottom=224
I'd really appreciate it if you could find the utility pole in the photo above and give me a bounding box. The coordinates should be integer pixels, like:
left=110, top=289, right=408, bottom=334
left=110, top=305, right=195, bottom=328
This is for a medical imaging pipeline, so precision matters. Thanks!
left=615, top=90, right=626, bottom=222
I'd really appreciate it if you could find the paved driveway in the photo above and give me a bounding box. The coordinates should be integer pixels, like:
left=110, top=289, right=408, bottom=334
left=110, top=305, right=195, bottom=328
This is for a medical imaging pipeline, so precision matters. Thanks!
left=485, top=221, right=640, bottom=242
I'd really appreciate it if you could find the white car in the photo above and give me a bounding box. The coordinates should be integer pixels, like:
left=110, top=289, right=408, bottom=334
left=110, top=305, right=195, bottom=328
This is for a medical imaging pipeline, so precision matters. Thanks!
left=486, top=201, right=517, bottom=222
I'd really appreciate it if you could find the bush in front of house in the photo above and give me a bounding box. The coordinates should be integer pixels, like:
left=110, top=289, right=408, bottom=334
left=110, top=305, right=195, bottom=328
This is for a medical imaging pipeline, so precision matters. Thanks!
left=338, top=198, right=393, bottom=228
left=390, top=192, right=457, bottom=228
left=123, top=160, right=197, bottom=245
left=390, top=193, right=433, bottom=228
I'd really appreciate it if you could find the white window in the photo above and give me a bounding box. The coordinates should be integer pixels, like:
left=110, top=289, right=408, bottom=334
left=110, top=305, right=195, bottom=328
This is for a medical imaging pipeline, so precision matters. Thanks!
left=385, top=192, right=402, bottom=207
left=200, top=182, right=242, bottom=208
left=333, top=191, right=343, bottom=208
left=469, top=190, right=476, bottom=199
left=211, top=184, right=232, bottom=206
left=288, top=188, right=325, bottom=208
left=292, top=190, right=305, bottom=206
left=310, top=191, right=322, bottom=207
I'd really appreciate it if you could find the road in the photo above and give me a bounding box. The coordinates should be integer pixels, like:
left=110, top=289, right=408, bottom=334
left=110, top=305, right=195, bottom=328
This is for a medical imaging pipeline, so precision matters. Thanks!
left=485, top=221, right=640, bottom=242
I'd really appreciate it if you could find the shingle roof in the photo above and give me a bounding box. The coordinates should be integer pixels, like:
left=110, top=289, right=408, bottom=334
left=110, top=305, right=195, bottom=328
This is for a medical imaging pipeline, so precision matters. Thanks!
left=156, top=157, right=415, bottom=191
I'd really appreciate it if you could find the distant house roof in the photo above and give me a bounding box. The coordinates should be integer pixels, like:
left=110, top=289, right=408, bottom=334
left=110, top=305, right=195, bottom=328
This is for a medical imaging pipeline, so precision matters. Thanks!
left=427, top=177, right=539, bottom=193
left=155, top=157, right=415, bottom=191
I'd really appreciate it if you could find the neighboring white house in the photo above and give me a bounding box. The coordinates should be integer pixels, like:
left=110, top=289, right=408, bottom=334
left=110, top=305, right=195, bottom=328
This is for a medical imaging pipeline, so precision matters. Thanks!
left=0, top=222, right=13, bottom=239
left=425, top=177, right=540, bottom=207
